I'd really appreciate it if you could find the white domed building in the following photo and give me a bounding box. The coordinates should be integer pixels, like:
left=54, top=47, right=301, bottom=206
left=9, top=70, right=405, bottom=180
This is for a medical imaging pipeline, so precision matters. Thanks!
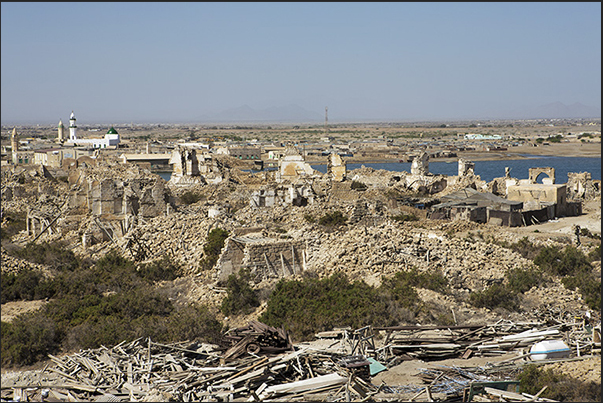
left=65, top=111, right=120, bottom=149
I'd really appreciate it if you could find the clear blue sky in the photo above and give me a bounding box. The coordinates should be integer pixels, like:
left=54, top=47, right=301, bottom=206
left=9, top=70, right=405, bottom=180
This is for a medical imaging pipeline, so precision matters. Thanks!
left=1, top=2, right=601, bottom=124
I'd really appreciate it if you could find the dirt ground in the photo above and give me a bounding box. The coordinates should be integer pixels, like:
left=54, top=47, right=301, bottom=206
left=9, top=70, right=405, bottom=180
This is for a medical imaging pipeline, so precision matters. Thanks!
left=1, top=299, right=48, bottom=323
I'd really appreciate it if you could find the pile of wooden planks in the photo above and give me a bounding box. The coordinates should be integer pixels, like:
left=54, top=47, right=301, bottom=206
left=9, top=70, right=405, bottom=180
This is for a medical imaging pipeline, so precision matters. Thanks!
left=1, top=332, right=380, bottom=402
left=220, top=320, right=293, bottom=361
left=374, top=318, right=600, bottom=361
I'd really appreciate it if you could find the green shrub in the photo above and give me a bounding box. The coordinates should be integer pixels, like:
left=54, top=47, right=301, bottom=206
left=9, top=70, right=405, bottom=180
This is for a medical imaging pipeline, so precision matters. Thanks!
left=0, top=211, right=26, bottom=240
left=534, top=245, right=591, bottom=277
left=9, top=241, right=81, bottom=272
left=91, top=250, right=143, bottom=293
left=318, top=211, right=347, bottom=227
left=180, top=191, right=202, bottom=205
left=580, top=227, right=600, bottom=240
left=391, top=213, right=419, bottom=222
left=351, top=180, right=367, bottom=191
left=562, top=272, right=601, bottom=311
left=220, top=269, right=260, bottom=316
left=166, top=304, right=223, bottom=344
left=1, top=313, right=61, bottom=367
left=506, top=237, right=541, bottom=260
left=469, top=283, right=520, bottom=311
left=303, top=214, right=315, bottom=223
left=199, top=228, right=229, bottom=271
left=260, top=273, right=402, bottom=341
left=138, top=255, right=182, bottom=282
left=518, top=364, right=601, bottom=402
left=384, top=267, right=449, bottom=297
left=588, top=245, right=601, bottom=262
left=506, top=267, right=542, bottom=293
left=1, top=249, right=225, bottom=368
left=1, top=269, right=55, bottom=304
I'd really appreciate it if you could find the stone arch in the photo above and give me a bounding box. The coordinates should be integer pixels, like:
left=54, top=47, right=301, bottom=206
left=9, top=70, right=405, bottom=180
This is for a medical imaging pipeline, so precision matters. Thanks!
left=529, top=167, right=555, bottom=184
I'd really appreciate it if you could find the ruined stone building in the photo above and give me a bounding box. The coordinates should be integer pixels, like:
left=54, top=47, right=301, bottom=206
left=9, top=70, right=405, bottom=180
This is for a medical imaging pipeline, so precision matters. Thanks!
left=168, top=146, right=224, bottom=187
left=276, top=147, right=317, bottom=182
left=429, top=188, right=524, bottom=226
left=19, top=164, right=176, bottom=246
left=567, top=172, right=601, bottom=200
left=215, top=230, right=306, bottom=284
left=430, top=166, right=585, bottom=226
left=250, top=183, right=315, bottom=207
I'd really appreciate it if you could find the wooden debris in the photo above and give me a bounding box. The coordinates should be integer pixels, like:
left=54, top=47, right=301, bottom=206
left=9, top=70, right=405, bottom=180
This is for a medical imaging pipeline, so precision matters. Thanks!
left=1, top=318, right=598, bottom=402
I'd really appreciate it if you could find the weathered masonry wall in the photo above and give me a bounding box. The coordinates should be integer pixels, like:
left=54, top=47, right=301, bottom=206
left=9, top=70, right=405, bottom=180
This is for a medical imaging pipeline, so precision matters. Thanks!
left=216, top=238, right=306, bottom=284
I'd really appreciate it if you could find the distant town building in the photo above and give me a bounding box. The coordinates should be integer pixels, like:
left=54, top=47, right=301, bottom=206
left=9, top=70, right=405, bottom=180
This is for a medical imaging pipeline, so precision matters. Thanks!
left=464, top=133, right=502, bottom=140
left=66, top=111, right=121, bottom=148
left=9, top=127, right=33, bottom=164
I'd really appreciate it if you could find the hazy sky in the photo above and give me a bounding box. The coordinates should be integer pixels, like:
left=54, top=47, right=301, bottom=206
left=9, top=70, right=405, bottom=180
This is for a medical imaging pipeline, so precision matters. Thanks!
left=1, top=2, right=601, bottom=124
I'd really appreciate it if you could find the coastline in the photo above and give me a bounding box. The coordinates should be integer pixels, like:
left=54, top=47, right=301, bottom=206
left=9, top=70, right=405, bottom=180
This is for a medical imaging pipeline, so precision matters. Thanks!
left=306, top=141, right=602, bottom=165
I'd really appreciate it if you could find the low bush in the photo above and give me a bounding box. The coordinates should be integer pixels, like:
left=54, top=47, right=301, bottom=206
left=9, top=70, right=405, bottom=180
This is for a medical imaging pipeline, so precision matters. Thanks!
left=588, top=245, right=601, bottom=262
left=9, top=241, right=82, bottom=272
left=199, top=228, right=229, bottom=271
left=350, top=180, right=367, bottom=191
left=562, top=272, right=601, bottom=311
left=383, top=267, right=449, bottom=297
left=505, top=267, right=542, bottom=293
left=220, top=269, right=260, bottom=316
left=260, top=272, right=396, bottom=341
left=0, top=248, right=224, bottom=368
left=1, top=269, right=55, bottom=304
left=166, top=304, right=223, bottom=344
left=1, top=313, right=61, bottom=367
left=180, top=191, right=203, bottom=205
left=580, top=227, right=601, bottom=240
left=0, top=211, right=26, bottom=241
left=533, top=245, right=591, bottom=277
left=318, top=211, right=347, bottom=227
left=259, top=270, right=440, bottom=341
left=504, top=236, right=542, bottom=260
left=469, top=283, right=520, bottom=312
left=303, top=214, right=315, bottom=223
left=138, top=255, right=183, bottom=282
left=391, top=213, right=419, bottom=222
left=518, top=364, right=601, bottom=402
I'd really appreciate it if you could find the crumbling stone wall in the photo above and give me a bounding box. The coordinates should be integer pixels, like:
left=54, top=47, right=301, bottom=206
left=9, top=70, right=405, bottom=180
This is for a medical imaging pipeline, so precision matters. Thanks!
left=529, top=167, right=555, bottom=184
left=216, top=237, right=305, bottom=284
left=327, top=153, right=346, bottom=182
left=411, top=152, right=429, bottom=175
left=507, top=183, right=569, bottom=217
left=567, top=172, right=601, bottom=200
left=457, top=158, right=475, bottom=177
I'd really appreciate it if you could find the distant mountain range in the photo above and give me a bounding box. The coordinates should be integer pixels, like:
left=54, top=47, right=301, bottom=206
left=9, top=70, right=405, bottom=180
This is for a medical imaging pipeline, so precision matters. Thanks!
left=199, top=104, right=323, bottom=123
left=504, top=102, right=601, bottom=119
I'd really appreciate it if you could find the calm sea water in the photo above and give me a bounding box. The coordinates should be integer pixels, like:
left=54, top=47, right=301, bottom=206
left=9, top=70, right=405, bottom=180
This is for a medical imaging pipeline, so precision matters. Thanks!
left=157, top=156, right=600, bottom=184
left=312, top=156, right=601, bottom=184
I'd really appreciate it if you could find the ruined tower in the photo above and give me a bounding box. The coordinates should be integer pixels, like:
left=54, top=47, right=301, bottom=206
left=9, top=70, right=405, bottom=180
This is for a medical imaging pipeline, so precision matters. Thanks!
left=57, top=120, right=65, bottom=142
left=10, top=127, right=18, bottom=164
left=69, top=111, right=77, bottom=140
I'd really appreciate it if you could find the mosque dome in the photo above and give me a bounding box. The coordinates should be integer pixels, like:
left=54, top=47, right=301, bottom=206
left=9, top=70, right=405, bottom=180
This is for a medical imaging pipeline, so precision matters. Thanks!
left=107, top=127, right=119, bottom=135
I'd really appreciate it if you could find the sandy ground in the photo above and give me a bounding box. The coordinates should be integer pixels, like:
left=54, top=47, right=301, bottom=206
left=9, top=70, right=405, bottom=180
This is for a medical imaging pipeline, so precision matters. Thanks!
left=461, top=141, right=601, bottom=160
left=1, top=299, right=48, bottom=323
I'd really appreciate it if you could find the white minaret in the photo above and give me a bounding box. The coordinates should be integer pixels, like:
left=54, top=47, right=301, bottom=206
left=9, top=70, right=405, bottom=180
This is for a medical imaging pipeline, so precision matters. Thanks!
left=69, top=111, right=77, bottom=140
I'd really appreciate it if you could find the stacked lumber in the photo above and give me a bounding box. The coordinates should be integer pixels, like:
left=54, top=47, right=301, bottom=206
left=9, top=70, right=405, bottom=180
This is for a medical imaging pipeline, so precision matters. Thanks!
left=220, top=320, right=293, bottom=361
left=375, top=319, right=599, bottom=361
left=1, top=335, right=379, bottom=402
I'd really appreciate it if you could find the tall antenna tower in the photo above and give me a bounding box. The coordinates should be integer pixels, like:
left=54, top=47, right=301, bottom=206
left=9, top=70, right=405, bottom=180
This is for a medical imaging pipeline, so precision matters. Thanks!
left=324, top=106, right=329, bottom=137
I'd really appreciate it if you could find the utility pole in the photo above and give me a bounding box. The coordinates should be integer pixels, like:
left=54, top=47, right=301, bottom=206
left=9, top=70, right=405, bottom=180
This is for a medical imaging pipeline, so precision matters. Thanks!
left=324, top=106, right=329, bottom=137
